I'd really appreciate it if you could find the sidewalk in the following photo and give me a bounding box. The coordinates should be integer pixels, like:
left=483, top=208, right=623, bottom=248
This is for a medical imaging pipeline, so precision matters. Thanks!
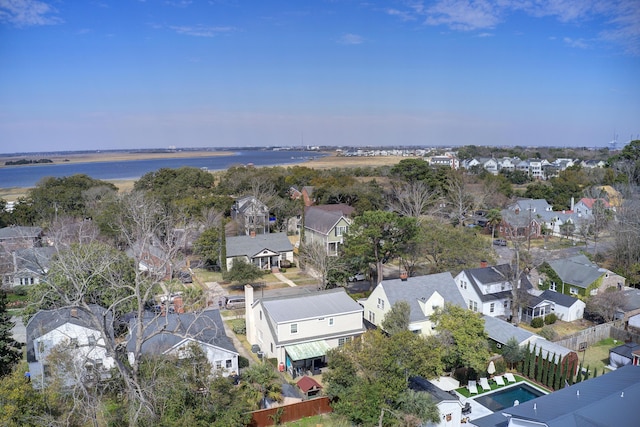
left=273, top=271, right=297, bottom=287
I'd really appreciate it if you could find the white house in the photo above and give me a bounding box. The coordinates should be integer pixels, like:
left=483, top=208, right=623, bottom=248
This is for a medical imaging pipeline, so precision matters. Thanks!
left=522, top=290, right=586, bottom=322
left=4, top=246, right=56, bottom=288
left=244, top=285, right=365, bottom=376
left=359, top=272, right=466, bottom=336
left=126, top=308, right=239, bottom=377
left=225, top=231, right=294, bottom=271
left=409, top=376, right=464, bottom=427
left=26, top=305, right=116, bottom=388
left=454, top=263, right=533, bottom=318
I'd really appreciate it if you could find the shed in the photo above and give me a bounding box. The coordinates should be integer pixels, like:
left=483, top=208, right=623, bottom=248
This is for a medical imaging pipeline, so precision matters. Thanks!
left=609, top=342, right=640, bottom=368
left=296, top=376, right=322, bottom=398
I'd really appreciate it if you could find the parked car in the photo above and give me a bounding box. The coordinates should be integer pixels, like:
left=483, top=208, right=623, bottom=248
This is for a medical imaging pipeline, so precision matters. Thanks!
left=493, top=239, right=507, bottom=246
left=224, top=296, right=246, bottom=309
left=348, top=272, right=366, bottom=282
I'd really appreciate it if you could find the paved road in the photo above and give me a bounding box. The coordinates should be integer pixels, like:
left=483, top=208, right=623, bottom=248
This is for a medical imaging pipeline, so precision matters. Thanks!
left=11, top=316, right=26, bottom=344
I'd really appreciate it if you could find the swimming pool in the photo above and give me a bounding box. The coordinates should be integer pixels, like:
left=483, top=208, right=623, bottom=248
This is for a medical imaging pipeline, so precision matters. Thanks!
left=474, top=383, right=546, bottom=411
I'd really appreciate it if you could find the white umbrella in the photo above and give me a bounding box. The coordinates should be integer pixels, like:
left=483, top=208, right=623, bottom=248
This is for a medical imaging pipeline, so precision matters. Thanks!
left=487, top=360, right=496, bottom=376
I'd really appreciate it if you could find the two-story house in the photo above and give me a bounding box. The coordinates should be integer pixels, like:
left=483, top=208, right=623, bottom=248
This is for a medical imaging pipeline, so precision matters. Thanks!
left=303, top=204, right=353, bottom=256
left=231, top=195, right=270, bottom=236
left=359, top=272, right=466, bottom=336
left=225, top=231, right=294, bottom=271
left=454, top=263, right=532, bottom=318
left=26, top=305, right=116, bottom=388
left=3, top=246, right=56, bottom=288
left=245, top=285, right=365, bottom=376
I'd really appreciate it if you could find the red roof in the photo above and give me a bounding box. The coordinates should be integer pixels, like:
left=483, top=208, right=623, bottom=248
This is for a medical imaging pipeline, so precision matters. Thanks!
left=296, top=376, right=322, bottom=393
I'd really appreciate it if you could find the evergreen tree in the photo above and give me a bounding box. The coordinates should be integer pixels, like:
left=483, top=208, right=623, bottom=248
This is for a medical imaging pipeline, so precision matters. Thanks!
left=546, top=353, right=557, bottom=389
left=593, top=367, right=598, bottom=378
left=0, top=290, right=22, bottom=376
left=554, top=358, right=562, bottom=390
left=528, top=345, right=536, bottom=379
left=535, top=347, right=543, bottom=383
left=542, top=353, right=550, bottom=387
left=576, top=363, right=583, bottom=383
left=584, top=365, right=590, bottom=381
left=522, top=342, right=531, bottom=375
left=220, top=220, right=227, bottom=273
left=559, top=362, right=567, bottom=389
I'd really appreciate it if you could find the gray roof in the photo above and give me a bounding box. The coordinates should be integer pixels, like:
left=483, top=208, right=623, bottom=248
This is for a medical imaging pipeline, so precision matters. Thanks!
left=547, top=255, right=604, bottom=289
left=226, top=232, right=293, bottom=258
left=126, top=309, right=237, bottom=355
left=409, top=376, right=459, bottom=403
left=303, top=207, right=348, bottom=235
left=620, top=288, right=640, bottom=312
left=262, top=287, right=363, bottom=324
left=528, top=290, right=581, bottom=308
left=463, top=264, right=533, bottom=303
left=0, top=226, right=42, bottom=240
left=473, top=365, right=640, bottom=427
left=26, top=305, right=113, bottom=363
left=14, top=246, right=57, bottom=273
left=610, top=342, right=640, bottom=359
left=378, top=272, right=466, bottom=323
left=483, top=315, right=537, bottom=345
left=233, top=195, right=268, bottom=214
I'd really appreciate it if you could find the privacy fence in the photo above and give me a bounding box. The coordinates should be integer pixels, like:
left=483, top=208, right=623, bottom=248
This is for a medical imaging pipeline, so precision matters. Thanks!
left=248, top=397, right=332, bottom=427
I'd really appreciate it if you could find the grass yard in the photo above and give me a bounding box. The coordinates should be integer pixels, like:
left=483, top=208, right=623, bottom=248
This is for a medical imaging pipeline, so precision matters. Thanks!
left=580, top=338, right=619, bottom=374
left=283, top=414, right=350, bottom=427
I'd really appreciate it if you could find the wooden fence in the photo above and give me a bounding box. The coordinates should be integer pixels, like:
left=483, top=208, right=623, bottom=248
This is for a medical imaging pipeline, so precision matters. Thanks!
left=554, top=320, right=624, bottom=351
left=248, top=397, right=332, bottom=427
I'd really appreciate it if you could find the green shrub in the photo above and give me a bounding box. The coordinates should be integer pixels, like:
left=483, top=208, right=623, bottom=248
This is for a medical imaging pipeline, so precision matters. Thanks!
left=544, top=313, right=557, bottom=325
left=12, top=286, right=29, bottom=296
left=238, top=356, right=250, bottom=369
left=494, top=358, right=507, bottom=375
left=539, top=325, right=558, bottom=340
left=531, top=317, right=544, bottom=328
left=231, top=319, right=246, bottom=335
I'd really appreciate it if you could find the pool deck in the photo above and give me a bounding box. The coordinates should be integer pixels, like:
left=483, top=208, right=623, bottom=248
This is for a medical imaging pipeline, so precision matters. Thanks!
left=454, top=380, right=549, bottom=421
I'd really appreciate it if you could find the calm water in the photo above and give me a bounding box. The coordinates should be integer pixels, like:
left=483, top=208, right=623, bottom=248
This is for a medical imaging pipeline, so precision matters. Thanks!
left=0, top=150, right=326, bottom=189
left=474, top=383, right=545, bottom=411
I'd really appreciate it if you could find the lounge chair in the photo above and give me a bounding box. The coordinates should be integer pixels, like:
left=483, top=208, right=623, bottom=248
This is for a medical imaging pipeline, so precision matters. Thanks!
left=468, top=380, right=478, bottom=394
left=505, top=373, right=516, bottom=383
left=462, top=402, right=472, bottom=415
left=479, top=377, right=491, bottom=391
left=494, top=375, right=505, bottom=386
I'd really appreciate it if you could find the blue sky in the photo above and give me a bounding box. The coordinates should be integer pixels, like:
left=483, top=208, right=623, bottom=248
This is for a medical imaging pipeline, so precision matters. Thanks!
left=1, top=0, right=639, bottom=152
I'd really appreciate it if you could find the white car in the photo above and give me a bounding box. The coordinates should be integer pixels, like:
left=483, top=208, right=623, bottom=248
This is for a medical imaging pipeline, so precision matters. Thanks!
left=348, top=272, right=366, bottom=282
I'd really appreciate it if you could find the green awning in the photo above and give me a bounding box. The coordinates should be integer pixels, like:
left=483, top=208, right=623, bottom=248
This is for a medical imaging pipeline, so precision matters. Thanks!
left=285, top=340, right=330, bottom=361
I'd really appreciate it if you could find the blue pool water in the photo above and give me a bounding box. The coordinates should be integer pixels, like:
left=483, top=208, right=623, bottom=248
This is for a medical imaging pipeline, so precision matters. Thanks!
left=475, top=383, right=545, bottom=411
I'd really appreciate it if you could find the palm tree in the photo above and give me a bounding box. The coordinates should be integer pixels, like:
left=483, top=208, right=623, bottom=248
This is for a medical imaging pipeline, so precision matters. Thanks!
left=241, top=362, right=283, bottom=409
left=486, top=209, right=502, bottom=241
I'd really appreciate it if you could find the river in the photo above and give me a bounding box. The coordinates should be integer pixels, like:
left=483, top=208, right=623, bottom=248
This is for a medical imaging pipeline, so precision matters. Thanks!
left=0, top=150, right=326, bottom=189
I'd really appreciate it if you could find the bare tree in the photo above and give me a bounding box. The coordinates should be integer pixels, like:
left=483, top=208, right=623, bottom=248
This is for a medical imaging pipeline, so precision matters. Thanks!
left=586, top=289, right=626, bottom=322
left=445, top=172, right=475, bottom=226
left=298, top=241, right=347, bottom=289
left=387, top=180, right=440, bottom=222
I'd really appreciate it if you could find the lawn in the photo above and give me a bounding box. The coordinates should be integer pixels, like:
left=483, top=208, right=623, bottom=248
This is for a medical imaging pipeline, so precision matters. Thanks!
left=579, top=337, right=618, bottom=374
left=282, top=414, right=350, bottom=427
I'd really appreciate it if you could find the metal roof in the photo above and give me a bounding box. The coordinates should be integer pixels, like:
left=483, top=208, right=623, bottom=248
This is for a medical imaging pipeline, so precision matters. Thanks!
left=262, top=287, right=363, bottom=323
left=473, top=365, right=640, bottom=427
left=226, top=232, right=293, bottom=258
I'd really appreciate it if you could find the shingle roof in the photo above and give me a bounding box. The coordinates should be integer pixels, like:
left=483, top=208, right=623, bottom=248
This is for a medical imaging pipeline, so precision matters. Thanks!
left=26, top=305, right=113, bottom=364
left=462, top=264, right=533, bottom=303
left=14, top=246, right=57, bottom=273
left=226, top=232, right=293, bottom=258
left=262, top=287, right=363, bottom=324
left=126, top=309, right=237, bottom=355
left=528, top=290, right=582, bottom=309
left=547, top=255, right=604, bottom=289
left=610, top=342, right=640, bottom=358
left=0, top=226, right=42, bottom=240
left=473, top=365, right=640, bottom=427
left=379, top=272, right=466, bottom=323
left=303, top=207, right=348, bottom=235
left=409, top=376, right=459, bottom=403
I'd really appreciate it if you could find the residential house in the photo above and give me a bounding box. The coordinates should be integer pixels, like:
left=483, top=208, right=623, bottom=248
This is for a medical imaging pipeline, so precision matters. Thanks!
left=472, top=365, right=640, bottom=427
left=225, top=231, right=294, bottom=271
left=289, top=186, right=315, bottom=207
left=231, top=195, right=270, bottom=236
left=573, top=197, right=612, bottom=218
left=528, top=159, right=544, bottom=180
left=609, top=342, right=640, bottom=368
left=0, top=226, right=43, bottom=252
left=615, top=288, right=640, bottom=324
left=455, top=263, right=534, bottom=318
left=497, top=157, right=519, bottom=172
left=303, top=205, right=353, bottom=256
left=541, top=254, right=625, bottom=297
left=244, top=285, right=365, bottom=375
left=26, top=305, right=116, bottom=388
left=126, top=309, right=239, bottom=376
left=501, top=198, right=579, bottom=237
left=429, top=154, right=459, bottom=169
left=125, top=240, right=175, bottom=280
left=483, top=315, right=578, bottom=369
left=581, top=159, right=607, bottom=169
left=359, top=272, right=466, bottom=336
left=521, top=290, right=585, bottom=323
left=4, top=246, right=56, bottom=288
left=408, top=376, right=464, bottom=427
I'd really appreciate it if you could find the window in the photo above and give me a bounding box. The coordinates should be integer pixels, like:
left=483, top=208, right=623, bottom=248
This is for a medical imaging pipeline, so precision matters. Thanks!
left=550, top=281, right=557, bottom=291
left=336, top=225, right=347, bottom=236
left=377, top=298, right=385, bottom=309
left=88, top=335, right=96, bottom=346
left=290, top=323, right=298, bottom=334
left=270, top=343, right=273, bottom=352
left=503, top=300, right=508, bottom=310
left=490, top=303, right=495, bottom=313
left=216, top=360, right=222, bottom=369
left=469, top=301, right=478, bottom=312
left=259, top=310, right=262, bottom=320
left=338, top=337, right=352, bottom=347
left=570, top=287, right=578, bottom=295
left=226, top=359, right=233, bottom=369
left=368, top=311, right=375, bottom=323
left=328, top=317, right=334, bottom=326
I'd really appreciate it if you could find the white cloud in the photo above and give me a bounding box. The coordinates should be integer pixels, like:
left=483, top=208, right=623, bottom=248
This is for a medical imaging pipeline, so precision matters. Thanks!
left=338, top=33, right=364, bottom=45
left=169, top=25, right=236, bottom=37
left=563, top=37, right=588, bottom=49
left=0, top=0, right=63, bottom=27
